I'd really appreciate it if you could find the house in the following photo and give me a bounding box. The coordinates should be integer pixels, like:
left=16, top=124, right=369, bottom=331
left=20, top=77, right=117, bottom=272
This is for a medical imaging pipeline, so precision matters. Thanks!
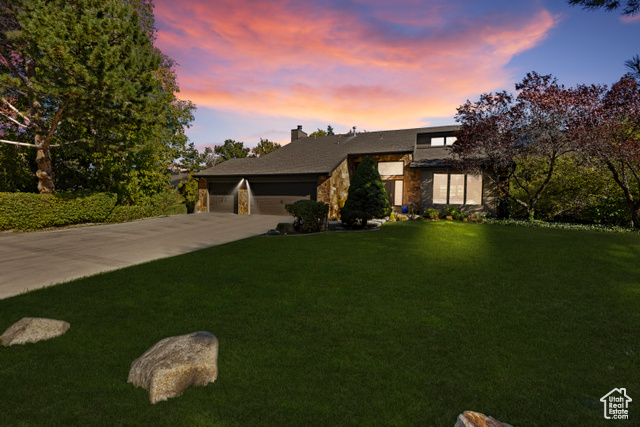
left=194, top=125, right=497, bottom=219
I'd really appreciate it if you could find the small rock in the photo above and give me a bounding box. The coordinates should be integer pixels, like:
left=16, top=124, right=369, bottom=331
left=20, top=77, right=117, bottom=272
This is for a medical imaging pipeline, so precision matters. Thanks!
left=455, top=411, right=512, bottom=427
left=128, top=331, right=218, bottom=404
left=1, top=317, right=70, bottom=346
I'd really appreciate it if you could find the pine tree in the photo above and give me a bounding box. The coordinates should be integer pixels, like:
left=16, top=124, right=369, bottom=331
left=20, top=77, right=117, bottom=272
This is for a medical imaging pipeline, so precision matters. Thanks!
left=340, top=156, right=391, bottom=227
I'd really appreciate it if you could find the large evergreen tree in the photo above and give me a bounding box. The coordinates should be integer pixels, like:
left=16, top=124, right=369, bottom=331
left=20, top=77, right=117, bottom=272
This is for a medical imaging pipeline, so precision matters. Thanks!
left=340, top=156, right=391, bottom=227
left=0, top=0, right=185, bottom=194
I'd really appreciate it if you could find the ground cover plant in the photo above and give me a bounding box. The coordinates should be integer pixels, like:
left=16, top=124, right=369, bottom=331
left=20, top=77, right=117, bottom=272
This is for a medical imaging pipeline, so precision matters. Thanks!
left=0, top=221, right=638, bottom=426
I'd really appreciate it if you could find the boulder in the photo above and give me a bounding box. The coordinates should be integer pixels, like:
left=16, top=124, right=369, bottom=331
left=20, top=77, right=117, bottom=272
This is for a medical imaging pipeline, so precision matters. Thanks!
left=128, top=331, right=218, bottom=404
left=455, top=411, right=512, bottom=427
left=1, top=317, right=70, bottom=346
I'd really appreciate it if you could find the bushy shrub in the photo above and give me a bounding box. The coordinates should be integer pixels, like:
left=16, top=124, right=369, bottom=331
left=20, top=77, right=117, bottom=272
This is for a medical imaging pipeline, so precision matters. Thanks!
left=276, top=222, right=295, bottom=235
left=285, top=200, right=329, bottom=233
left=340, top=157, right=392, bottom=227
left=444, top=205, right=462, bottom=220
left=423, top=208, right=441, bottom=220
left=0, top=192, right=117, bottom=231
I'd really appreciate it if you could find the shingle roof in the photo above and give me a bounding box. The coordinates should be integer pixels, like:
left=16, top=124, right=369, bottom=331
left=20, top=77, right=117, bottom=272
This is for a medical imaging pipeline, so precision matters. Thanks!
left=195, top=125, right=460, bottom=177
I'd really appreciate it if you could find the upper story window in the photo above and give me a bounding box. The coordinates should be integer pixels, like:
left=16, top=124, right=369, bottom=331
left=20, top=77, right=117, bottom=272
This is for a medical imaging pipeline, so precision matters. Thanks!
left=429, top=136, right=457, bottom=146
left=417, top=133, right=457, bottom=147
left=377, top=161, right=403, bottom=176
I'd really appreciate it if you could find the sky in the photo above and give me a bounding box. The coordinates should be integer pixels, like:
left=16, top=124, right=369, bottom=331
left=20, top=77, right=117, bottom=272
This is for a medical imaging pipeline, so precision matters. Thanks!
left=153, top=0, right=640, bottom=151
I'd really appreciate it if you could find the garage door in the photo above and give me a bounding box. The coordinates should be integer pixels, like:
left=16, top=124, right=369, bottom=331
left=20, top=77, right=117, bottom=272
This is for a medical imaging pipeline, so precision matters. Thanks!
left=208, top=182, right=238, bottom=213
left=249, top=182, right=316, bottom=215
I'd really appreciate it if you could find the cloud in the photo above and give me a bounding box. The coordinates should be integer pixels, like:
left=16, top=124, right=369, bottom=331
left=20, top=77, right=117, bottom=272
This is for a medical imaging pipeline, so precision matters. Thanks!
left=620, top=14, right=640, bottom=23
left=155, top=0, right=558, bottom=131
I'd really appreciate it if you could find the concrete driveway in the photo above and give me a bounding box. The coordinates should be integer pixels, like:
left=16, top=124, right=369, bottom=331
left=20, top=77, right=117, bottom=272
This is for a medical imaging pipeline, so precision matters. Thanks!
left=0, top=213, right=290, bottom=300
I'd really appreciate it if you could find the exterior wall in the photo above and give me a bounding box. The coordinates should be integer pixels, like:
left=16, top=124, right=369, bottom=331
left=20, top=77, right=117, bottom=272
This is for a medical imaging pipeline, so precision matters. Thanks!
left=321, top=159, right=350, bottom=220
left=195, top=178, right=208, bottom=213
left=419, top=169, right=498, bottom=215
left=347, top=153, right=421, bottom=213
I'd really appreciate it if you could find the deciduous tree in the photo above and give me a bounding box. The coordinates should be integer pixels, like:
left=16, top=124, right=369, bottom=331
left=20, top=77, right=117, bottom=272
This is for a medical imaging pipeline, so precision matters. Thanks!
left=250, top=138, right=281, bottom=157
left=214, top=139, right=250, bottom=164
left=576, top=74, right=640, bottom=227
left=454, top=72, right=589, bottom=219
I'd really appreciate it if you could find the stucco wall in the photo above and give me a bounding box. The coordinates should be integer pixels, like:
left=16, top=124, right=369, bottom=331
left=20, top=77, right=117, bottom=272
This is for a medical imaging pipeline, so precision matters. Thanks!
left=420, top=169, right=497, bottom=215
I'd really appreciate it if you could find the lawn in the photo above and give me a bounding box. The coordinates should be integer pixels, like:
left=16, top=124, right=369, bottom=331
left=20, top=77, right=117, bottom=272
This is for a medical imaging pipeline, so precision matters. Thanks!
left=0, top=221, right=638, bottom=426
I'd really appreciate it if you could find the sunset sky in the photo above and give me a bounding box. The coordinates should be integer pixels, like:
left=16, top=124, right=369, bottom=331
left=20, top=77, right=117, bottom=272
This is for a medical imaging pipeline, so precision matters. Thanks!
left=153, top=0, right=640, bottom=151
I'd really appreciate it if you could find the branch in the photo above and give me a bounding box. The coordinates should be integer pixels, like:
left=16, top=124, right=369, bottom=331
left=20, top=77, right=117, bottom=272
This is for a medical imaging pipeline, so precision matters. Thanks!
left=1, top=97, right=30, bottom=125
left=44, top=101, right=68, bottom=145
left=0, top=109, right=28, bottom=128
left=0, top=138, right=83, bottom=148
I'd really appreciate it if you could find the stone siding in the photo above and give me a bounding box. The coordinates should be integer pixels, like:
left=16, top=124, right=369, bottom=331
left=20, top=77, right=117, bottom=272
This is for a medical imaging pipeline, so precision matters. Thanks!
left=196, top=178, right=208, bottom=213
left=238, top=188, right=249, bottom=215
left=347, top=153, right=421, bottom=212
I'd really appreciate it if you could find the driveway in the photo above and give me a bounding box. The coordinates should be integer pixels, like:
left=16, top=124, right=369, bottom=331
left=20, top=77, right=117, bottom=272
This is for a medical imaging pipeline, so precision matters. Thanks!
left=0, top=213, right=291, bottom=300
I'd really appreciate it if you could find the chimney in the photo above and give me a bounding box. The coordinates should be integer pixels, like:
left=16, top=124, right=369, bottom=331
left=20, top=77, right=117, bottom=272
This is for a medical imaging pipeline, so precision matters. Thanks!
left=291, top=125, right=307, bottom=142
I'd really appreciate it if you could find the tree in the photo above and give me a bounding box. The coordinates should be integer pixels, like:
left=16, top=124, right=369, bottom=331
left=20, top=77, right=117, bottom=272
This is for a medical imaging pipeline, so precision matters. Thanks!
left=250, top=138, right=281, bottom=157
left=568, top=0, right=640, bottom=77
left=214, top=139, right=249, bottom=164
left=309, top=125, right=335, bottom=137
left=453, top=72, right=589, bottom=220
left=0, top=0, right=167, bottom=194
left=576, top=74, right=640, bottom=227
left=340, top=156, right=391, bottom=227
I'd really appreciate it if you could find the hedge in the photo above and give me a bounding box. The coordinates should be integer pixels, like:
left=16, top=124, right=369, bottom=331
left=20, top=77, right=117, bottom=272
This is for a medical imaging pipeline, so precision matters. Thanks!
left=0, top=192, right=117, bottom=231
left=0, top=190, right=186, bottom=231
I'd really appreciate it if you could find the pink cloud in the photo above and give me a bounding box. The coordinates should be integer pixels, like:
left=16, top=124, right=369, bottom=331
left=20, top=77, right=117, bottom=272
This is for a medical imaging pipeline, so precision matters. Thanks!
left=621, top=14, right=640, bottom=23
left=155, top=0, right=558, bottom=130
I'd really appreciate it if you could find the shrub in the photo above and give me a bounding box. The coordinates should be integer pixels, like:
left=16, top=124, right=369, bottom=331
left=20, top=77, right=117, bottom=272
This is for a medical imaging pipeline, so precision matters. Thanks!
left=0, top=192, right=117, bottom=231
left=276, top=222, right=295, bottom=235
left=423, top=208, right=441, bottom=220
left=340, top=157, right=392, bottom=227
left=284, top=200, right=329, bottom=233
left=106, top=189, right=182, bottom=223
left=444, top=205, right=462, bottom=220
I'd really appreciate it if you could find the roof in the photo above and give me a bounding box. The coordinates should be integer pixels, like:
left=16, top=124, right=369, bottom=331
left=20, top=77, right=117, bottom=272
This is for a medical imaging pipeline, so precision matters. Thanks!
left=196, top=125, right=460, bottom=177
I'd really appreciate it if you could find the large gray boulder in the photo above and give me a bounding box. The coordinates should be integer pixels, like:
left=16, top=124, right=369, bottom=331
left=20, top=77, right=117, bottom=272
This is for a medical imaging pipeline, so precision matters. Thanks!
left=1, top=317, right=70, bottom=346
left=128, top=331, right=219, bottom=404
left=455, top=411, right=512, bottom=427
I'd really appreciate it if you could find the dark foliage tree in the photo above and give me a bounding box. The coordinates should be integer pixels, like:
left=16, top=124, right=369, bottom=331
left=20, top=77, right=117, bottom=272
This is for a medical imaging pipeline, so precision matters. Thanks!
left=214, top=139, right=250, bottom=164
left=250, top=138, right=281, bottom=157
left=309, top=125, right=335, bottom=137
left=453, top=72, right=592, bottom=220
left=340, top=156, right=391, bottom=227
left=575, top=74, right=640, bottom=227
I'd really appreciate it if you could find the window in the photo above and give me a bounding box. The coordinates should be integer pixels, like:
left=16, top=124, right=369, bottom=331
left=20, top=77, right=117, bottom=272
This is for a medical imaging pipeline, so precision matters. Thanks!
left=429, top=136, right=456, bottom=147
left=378, top=161, right=403, bottom=176
left=432, top=173, right=483, bottom=205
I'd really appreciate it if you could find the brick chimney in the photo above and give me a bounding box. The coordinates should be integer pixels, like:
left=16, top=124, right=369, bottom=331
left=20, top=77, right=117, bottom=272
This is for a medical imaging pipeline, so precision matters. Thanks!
left=291, top=125, right=307, bottom=142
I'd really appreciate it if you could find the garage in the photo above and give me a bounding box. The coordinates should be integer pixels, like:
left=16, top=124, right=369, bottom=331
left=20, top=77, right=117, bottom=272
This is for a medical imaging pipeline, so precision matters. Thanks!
left=208, top=181, right=238, bottom=213
left=249, top=181, right=317, bottom=215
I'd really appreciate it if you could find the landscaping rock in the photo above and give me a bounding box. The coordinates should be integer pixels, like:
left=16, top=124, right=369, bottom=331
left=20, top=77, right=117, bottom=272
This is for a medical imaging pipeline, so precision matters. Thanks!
left=454, top=411, right=512, bottom=427
left=1, top=317, right=70, bottom=346
left=128, top=331, right=219, bottom=404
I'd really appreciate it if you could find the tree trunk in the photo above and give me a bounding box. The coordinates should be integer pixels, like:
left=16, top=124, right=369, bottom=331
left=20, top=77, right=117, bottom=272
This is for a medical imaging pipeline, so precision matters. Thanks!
left=629, top=202, right=640, bottom=229
left=35, top=135, right=55, bottom=194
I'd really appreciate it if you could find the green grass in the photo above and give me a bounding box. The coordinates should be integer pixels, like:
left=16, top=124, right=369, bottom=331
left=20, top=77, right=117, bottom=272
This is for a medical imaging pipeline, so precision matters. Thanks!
left=0, top=221, right=638, bottom=426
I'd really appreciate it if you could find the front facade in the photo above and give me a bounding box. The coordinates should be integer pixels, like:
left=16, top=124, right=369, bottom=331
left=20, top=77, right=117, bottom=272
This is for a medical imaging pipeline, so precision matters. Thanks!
left=195, top=125, right=497, bottom=219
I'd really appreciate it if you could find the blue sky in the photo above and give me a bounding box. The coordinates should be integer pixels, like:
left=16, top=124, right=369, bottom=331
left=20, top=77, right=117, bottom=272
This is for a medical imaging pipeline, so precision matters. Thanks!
left=154, top=0, right=640, bottom=150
